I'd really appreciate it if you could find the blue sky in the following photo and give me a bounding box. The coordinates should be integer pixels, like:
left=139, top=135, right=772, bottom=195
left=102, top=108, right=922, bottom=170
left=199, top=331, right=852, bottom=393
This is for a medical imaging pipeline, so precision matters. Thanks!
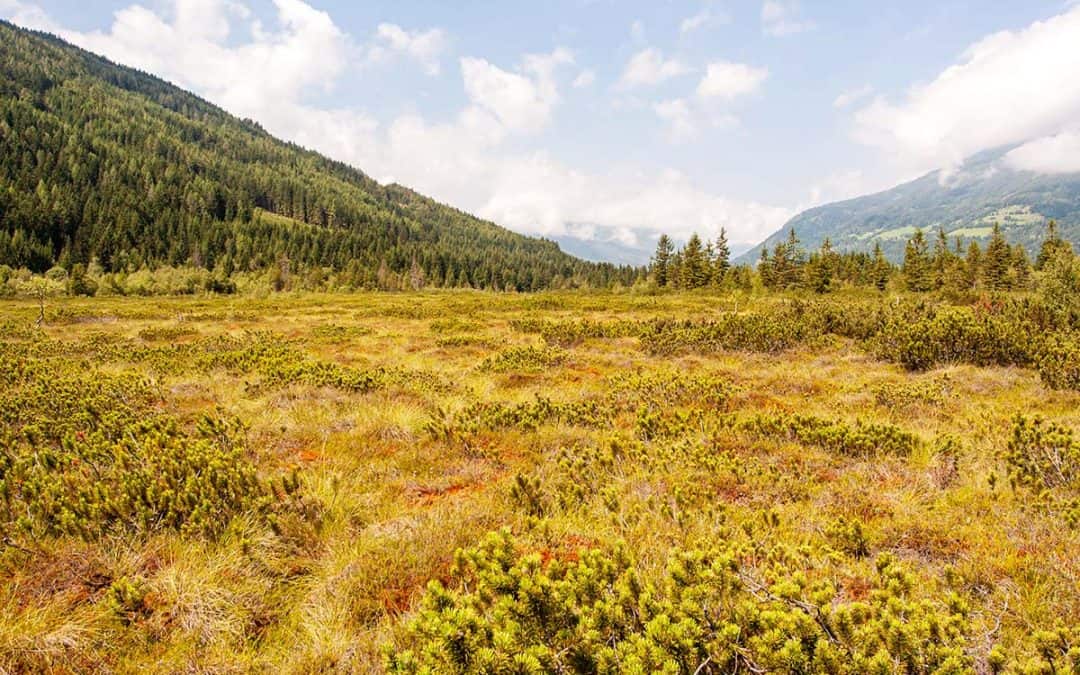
left=4, top=0, right=1080, bottom=254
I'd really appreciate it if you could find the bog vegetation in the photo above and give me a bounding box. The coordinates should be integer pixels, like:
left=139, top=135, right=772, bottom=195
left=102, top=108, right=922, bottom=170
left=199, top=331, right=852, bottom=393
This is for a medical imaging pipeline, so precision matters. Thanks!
left=2, top=234, right=1080, bottom=673
left=5, top=18, right=1080, bottom=674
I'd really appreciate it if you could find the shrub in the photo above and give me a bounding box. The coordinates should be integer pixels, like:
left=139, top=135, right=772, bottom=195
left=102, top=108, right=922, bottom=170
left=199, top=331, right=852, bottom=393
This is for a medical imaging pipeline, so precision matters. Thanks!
left=1037, top=335, right=1080, bottom=391
left=872, top=308, right=1034, bottom=371
left=737, top=412, right=920, bottom=458
left=640, top=311, right=812, bottom=355
left=385, top=530, right=975, bottom=674
left=1005, top=416, right=1080, bottom=492
left=478, top=344, right=567, bottom=373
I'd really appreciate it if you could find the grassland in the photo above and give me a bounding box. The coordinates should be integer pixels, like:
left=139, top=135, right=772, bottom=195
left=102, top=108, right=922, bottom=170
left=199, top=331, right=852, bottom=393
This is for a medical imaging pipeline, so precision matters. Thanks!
left=1, top=290, right=1078, bottom=673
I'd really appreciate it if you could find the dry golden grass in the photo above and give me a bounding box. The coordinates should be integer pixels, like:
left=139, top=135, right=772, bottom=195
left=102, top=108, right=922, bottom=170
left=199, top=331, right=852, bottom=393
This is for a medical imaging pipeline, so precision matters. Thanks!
left=1, top=289, right=1077, bottom=673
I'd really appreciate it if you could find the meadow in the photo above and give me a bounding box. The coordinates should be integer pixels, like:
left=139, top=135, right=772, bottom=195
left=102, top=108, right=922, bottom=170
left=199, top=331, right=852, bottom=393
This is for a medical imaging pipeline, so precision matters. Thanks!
left=1, top=289, right=1079, bottom=674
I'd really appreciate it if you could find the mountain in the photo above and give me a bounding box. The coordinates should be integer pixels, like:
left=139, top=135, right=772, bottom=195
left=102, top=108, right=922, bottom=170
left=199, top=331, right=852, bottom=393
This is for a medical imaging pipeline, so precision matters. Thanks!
left=740, top=147, right=1080, bottom=263
left=0, top=21, right=638, bottom=290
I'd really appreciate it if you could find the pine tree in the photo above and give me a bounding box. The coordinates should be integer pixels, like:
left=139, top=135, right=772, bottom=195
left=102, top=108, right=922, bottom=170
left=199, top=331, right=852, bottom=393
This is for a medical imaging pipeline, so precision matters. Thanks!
left=982, top=223, right=1011, bottom=291
left=871, top=243, right=890, bottom=292
left=902, top=229, right=932, bottom=292
left=964, top=241, right=982, bottom=290
left=771, top=228, right=805, bottom=289
left=806, top=238, right=836, bottom=293
left=1011, top=244, right=1031, bottom=290
left=652, top=235, right=675, bottom=287
left=680, top=234, right=709, bottom=289
left=758, top=248, right=774, bottom=289
left=1036, top=219, right=1072, bottom=270
left=932, top=227, right=952, bottom=289
left=714, top=227, right=731, bottom=283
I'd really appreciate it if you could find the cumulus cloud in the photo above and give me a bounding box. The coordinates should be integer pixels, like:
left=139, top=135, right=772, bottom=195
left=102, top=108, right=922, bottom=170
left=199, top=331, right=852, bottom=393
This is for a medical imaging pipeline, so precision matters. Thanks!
left=653, top=98, right=697, bottom=142
left=1, top=0, right=792, bottom=250
left=618, top=48, right=690, bottom=89
left=833, top=85, right=873, bottom=109
left=366, top=23, right=447, bottom=75
left=0, top=0, right=56, bottom=30
left=572, top=69, right=596, bottom=88
left=44, top=0, right=350, bottom=132
left=761, top=0, right=815, bottom=36
left=803, top=170, right=873, bottom=209
left=696, top=61, right=768, bottom=99
left=680, top=9, right=729, bottom=34
left=1005, top=130, right=1080, bottom=174
left=461, top=47, right=573, bottom=134
left=851, top=5, right=1080, bottom=174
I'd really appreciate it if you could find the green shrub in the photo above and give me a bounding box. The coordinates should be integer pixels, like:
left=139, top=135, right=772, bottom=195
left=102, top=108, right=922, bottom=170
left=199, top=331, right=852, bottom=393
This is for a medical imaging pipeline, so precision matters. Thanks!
left=386, top=530, right=975, bottom=674
left=1037, top=335, right=1080, bottom=391
left=1005, top=416, right=1080, bottom=492
left=737, top=412, right=920, bottom=458
left=872, top=308, right=1034, bottom=371
left=478, top=344, right=567, bottom=373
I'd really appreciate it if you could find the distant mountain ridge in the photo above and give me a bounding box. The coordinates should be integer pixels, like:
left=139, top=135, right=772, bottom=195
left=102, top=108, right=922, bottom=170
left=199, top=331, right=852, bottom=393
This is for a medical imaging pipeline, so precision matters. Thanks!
left=0, top=21, right=637, bottom=290
left=740, top=147, right=1080, bottom=263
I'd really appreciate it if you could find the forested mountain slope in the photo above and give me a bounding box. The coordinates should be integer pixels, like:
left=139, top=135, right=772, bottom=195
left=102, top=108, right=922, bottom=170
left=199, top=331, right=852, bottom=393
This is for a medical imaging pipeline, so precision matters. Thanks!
left=0, top=21, right=636, bottom=290
left=740, top=147, right=1080, bottom=263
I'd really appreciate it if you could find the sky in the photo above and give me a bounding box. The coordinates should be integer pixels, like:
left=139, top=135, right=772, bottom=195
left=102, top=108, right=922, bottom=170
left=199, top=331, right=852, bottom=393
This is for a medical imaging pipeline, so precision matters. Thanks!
left=4, top=0, right=1080, bottom=254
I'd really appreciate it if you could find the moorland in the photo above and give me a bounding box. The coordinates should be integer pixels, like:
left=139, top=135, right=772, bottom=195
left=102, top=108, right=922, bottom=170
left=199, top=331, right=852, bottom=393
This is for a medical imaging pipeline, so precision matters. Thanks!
left=2, top=287, right=1079, bottom=674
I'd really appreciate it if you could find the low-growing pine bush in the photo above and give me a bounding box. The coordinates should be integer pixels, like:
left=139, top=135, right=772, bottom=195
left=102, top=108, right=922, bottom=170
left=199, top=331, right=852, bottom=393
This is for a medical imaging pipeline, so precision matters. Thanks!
left=385, top=530, right=976, bottom=674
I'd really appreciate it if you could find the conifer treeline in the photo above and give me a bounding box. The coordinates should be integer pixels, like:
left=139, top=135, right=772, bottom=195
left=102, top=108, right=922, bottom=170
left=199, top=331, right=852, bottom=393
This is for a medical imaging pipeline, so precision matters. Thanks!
left=0, top=21, right=638, bottom=291
left=650, top=220, right=1074, bottom=295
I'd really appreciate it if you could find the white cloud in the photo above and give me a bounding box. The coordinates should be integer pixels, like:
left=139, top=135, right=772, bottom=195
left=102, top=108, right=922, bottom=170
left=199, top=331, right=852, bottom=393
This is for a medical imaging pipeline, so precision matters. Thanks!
left=1005, top=130, right=1080, bottom=174
left=0, top=0, right=56, bottom=30
left=833, top=85, right=873, bottom=109
left=366, top=23, right=447, bottom=75
left=572, top=69, right=596, bottom=88
left=618, top=48, right=690, bottom=89
left=1, top=0, right=792, bottom=250
left=761, top=0, right=815, bottom=36
left=58, top=0, right=350, bottom=133
left=803, top=170, right=871, bottom=209
left=461, top=47, right=573, bottom=134
left=680, top=10, right=729, bottom=34
left=654, top=98, right=697, bottom=142
left=851, top=5, right=1080, bottom=173
left=696, top=61, right=768, bottom=99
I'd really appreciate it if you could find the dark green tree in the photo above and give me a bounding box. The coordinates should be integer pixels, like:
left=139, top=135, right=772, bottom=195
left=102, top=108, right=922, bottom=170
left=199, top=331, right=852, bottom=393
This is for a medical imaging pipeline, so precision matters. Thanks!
left=679, top=234, right=710, bottom=289
left=982, top=223, right=1011, bottom=291
left=1036, top=219, right=1072, bottom=270
left=964, top=241, right=982, bottom=291
left=651, top=235, right=675, bottom=287
left=901, top=229, right=932, bottom=292
left=872, top=243, right=891, bottom=292
left=713, top=227, right=731, bottom=283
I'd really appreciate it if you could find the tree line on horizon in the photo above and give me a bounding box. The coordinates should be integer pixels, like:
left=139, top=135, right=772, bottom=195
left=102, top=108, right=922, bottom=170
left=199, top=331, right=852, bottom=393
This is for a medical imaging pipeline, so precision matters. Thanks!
left=649, top=219, right=1075, bottom=296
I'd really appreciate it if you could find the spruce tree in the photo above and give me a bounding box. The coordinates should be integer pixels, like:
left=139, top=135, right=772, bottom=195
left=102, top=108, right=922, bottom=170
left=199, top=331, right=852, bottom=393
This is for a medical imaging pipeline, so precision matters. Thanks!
left=807, top=238, right=836, bottom=293
left=872, top=243, right=890, bottom=292
left=932, top=227, right=952, bottom=289
left=1036, top=219, right=1072, bottom=270
left=652, top=235, right=675, bottom=287
left=964, top=241, right=982, bottom=290
left=714, top=227, right=731, bottom=283
left=758, top=248, right=774, bottom=289
left=901, top=229, right=932, bottom=292
left=1011, top=244, right=1032, bottom=290
left=982, top=223, right=1011, bottom=291
left=680, top=234, right=709, bottom=289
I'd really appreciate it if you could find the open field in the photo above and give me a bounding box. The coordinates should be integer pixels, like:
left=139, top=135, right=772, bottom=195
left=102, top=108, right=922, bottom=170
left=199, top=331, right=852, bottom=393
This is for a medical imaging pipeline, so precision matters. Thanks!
left=2, top=290, right=1079, bottom=674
